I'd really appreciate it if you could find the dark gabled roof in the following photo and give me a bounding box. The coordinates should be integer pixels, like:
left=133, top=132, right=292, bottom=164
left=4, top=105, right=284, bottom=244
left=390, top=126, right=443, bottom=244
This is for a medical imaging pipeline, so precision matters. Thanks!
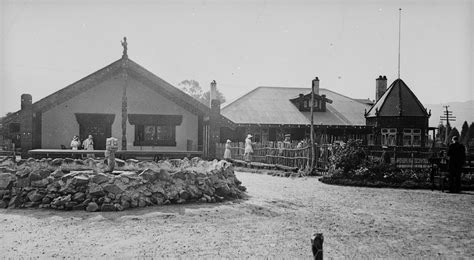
left=222, top=86, right=371, bottom=126
left=365, top=78, right=429, bottom=118
left=4, top=57, right=234, bottom=127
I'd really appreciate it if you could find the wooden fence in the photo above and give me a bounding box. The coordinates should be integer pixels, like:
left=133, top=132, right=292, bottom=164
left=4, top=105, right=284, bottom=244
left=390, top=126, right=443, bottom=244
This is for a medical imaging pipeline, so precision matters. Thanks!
left=216, top=142, right=452, bottom=171
left=216, top=142, right=332, bottom=171
left=365, top=148, right=440, bottom=169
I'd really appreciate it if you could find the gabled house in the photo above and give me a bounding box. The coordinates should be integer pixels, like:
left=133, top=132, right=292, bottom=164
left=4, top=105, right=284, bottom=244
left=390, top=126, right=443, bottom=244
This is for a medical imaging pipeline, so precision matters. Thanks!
left=2, top=41, right=232, bottom=158
left=365, top=76, right=431, bottom=147
left=221, top=80, right=372, bottom=144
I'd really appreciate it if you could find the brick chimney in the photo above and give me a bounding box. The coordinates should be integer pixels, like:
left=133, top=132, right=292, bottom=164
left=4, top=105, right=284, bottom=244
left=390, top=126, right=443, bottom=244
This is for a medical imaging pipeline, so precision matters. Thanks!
left=210, top=80, right=220, bottom=113
left=21, top=94, right=32, bottom=110
left=20, top=94, right=33, bottom=157
left=312, top=77, right=319, bottom=95
left=376, top=75, right=387, bottom=101
left=208, top=80, right=220, bottom=158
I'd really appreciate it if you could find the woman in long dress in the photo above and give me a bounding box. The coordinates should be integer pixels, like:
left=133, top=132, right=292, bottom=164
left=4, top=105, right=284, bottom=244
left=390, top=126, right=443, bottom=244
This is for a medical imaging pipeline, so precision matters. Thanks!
left=244, top=134, right=253, bottom=162
left=223, top=139, right=232, bottom=160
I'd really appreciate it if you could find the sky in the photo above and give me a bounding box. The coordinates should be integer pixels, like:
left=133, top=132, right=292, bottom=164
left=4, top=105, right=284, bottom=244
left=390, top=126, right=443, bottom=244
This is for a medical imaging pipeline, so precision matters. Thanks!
left=1, top=0, right=473, bottom=121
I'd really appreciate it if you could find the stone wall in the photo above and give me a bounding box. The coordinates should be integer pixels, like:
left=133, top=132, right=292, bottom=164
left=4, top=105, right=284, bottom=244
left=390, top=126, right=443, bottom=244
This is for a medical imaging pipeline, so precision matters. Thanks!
left=0, top=157, right=246, bottom=212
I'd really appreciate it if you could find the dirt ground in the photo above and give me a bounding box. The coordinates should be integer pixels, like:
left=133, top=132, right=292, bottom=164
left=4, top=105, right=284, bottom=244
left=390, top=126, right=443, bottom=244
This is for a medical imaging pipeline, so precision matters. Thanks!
left=1, top=171, right=473, bottom=259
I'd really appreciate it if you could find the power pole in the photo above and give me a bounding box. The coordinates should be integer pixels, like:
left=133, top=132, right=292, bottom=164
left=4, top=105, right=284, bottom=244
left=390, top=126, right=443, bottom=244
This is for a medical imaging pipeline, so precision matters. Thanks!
left=440, top=105, right=456, bottom=144
left=310, top=77, right=318, bottom=173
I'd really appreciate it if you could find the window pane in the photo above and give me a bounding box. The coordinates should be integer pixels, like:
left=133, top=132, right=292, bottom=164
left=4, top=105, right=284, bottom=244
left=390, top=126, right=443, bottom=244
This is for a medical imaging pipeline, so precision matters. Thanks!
left=144, top=126, right=156, bottom=141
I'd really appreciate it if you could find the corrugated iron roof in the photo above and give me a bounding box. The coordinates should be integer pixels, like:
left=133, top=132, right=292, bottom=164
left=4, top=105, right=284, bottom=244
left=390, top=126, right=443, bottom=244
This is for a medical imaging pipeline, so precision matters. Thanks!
left=222, top=86, right=371, bottom=126
left=366, top=78, right=429, bottom=117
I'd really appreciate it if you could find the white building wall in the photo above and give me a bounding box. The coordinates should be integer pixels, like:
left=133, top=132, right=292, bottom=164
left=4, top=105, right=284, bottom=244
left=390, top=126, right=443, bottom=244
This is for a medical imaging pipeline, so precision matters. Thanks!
left=41, top=74, right=198, bottom=151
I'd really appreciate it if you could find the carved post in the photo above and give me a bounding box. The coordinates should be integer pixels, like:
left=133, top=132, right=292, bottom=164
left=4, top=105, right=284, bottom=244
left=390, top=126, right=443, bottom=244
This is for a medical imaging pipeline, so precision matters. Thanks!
left=120, top=42, right=128, bottom=150
left=311, top=233, right=324, bottom=260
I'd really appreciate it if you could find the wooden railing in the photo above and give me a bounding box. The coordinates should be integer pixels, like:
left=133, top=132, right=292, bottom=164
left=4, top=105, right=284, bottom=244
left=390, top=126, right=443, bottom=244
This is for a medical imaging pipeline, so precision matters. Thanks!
left=216, top=142, right=332, bottom=171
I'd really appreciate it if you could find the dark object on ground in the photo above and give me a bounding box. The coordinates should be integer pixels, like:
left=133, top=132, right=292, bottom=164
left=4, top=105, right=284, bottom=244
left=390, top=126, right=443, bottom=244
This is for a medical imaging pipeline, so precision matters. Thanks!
left=311, top=233, right=323, bottom=260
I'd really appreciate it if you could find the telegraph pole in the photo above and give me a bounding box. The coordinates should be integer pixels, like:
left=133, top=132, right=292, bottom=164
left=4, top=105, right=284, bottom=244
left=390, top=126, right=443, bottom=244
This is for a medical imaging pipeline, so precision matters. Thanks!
left=440, top=105, right=456, bottom=144
left=310, top=77, right=318, bottom=173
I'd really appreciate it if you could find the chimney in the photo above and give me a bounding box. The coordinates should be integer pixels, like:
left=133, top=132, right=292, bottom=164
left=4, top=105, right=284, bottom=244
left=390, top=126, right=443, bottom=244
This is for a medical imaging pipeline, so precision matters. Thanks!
left=312, top=77, right=319, bottom=95
left=321, top=94, right=327, bottom=111
left=21, top=94, right=32, bottom=110
left=210, top=80, right=220, bottom=113
left=20, top=94, right=33, bottom=157
left=208, top=80, right=220, bottom=158
left=298, top=94, right=304, bottom=110
left=375, top=75, right=387, bottom=101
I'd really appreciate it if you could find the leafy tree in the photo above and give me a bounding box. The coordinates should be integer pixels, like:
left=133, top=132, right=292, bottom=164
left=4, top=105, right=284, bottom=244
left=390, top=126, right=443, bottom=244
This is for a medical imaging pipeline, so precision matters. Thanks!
left=444, top=123, right=452, bottom=145
left=178, top=79, right=226, bottom=106
left=447, top=127, right=460, bottom=143
left=460, top=121, right=469, bottom=145
left=437, top=123, right=446, bottom=142
left=178, top=80, right=203, bottom=100
left=201, top=89, right=226, bottom=106
left=468, top=122, right=474, bottom=143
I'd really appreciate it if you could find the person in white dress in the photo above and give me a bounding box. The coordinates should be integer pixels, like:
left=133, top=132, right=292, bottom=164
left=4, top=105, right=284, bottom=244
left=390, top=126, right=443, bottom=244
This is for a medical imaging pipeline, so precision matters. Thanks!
left=82, top=135, right=95, bottom=158
left=70, top=136, right=80, bottom=150
left=244, top=134, right=253, bottom=162
left=224, top=139, right=232, bottom=160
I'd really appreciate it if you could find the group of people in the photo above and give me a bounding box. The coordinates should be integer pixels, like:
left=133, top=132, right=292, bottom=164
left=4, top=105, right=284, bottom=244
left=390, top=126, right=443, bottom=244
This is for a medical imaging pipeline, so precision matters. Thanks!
left=223, top=134, right=254, bottom=162
left=70, top=134, right=119, bottom=173
left=70, top=135, right=95, bottom=158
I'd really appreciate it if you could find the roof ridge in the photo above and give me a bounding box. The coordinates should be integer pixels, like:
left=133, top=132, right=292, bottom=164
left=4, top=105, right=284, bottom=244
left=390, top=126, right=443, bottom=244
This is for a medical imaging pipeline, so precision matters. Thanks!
left=398, top=78, right=429, bottom=116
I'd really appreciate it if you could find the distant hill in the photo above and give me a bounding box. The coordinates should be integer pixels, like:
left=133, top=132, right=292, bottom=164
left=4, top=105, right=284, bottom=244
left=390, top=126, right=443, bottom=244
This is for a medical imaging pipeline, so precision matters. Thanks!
left=425, top=100, right=474, bottom=129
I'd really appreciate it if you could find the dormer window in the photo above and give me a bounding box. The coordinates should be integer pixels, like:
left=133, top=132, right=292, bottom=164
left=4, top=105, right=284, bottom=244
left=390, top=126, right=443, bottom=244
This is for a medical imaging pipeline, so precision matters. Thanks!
left=290, top=93, right=332, bottom=112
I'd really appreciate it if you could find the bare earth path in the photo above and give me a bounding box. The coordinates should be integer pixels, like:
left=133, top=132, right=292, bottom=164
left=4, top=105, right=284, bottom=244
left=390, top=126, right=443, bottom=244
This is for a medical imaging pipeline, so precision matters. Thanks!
left=1, top=171, right=473, bottom=258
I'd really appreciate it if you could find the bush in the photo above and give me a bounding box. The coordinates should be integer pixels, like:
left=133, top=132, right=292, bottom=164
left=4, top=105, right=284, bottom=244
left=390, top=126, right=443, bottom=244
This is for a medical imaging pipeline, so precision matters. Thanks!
left=324, top=139, right=435, bottom=188
left=329, top=139, right=366, bottom=173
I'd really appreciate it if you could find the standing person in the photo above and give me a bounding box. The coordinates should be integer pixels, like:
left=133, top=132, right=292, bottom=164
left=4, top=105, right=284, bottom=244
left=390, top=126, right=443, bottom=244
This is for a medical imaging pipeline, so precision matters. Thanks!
left=447, top=136, right=466, bottom=193
left=244, top=134, right=253, bottom=162
left=70, top=136, right=80, bottom=150
left=223, top=139, right=232, bottom=160
left=381, top=146, right=391, bottom=164
left=82, top=135, right=95, bottom=158
left=105, top=137, right=119, bottom=173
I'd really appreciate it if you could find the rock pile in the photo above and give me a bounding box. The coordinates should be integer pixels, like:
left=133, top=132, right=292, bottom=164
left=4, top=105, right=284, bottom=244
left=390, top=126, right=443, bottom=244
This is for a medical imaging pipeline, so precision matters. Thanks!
left=0, top=157, right=246, bottom=211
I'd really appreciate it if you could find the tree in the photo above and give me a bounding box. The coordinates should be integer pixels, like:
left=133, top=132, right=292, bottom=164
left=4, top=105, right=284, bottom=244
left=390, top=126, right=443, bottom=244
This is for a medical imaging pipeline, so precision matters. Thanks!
left=460, top=121, right=469, bottom=145
left=178, top=79, right=226, bottom=106
left=437, top=123, right=446, bottom=142
left=447, top=127, right=460, bottom=143
left=178, top=80, right=203, bottom=100
left=201, top=89, right=226, bottom=106
left=468, top=122, right=474, bottom=144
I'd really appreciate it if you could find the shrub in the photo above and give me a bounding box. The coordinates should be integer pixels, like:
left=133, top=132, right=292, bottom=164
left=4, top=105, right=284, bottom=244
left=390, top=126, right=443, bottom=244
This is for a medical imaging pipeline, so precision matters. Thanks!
left=329, top=139, right=366, bottom=173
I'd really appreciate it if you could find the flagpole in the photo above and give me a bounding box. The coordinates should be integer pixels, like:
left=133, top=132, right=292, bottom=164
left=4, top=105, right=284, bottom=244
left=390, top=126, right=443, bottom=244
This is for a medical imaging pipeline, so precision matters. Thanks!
left=398, top=8, right=402, bottom=79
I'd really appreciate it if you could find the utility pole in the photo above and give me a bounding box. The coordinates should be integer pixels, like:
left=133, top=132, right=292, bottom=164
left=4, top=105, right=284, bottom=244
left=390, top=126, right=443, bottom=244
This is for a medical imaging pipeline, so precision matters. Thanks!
left=440, top=105, right=456, bottom=144
left=310, top=77, right=318, bottom=173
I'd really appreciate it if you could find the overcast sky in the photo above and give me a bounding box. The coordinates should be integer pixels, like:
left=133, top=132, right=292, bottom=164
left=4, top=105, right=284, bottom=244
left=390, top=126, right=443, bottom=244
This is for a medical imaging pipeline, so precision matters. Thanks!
left=1, top=0, right=473, bottom=117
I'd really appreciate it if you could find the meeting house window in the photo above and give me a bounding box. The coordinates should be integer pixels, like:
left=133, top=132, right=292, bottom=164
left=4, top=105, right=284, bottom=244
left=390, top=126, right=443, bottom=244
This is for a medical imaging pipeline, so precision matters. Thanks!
left=381, top=128, right=397, bottom=146
left=403, top=128, right=421, bottom=147
left=128, top=114, right=183, bottom=146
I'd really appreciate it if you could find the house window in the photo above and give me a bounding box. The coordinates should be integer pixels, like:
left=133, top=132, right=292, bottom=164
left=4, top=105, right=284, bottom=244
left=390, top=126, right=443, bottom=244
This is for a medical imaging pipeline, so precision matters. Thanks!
left=135, top=125, right=176, bottom=146
left=128, top=114, right=183, bottom=147
left=381, top=128, right=397, bottom=146
left=367, top=134, right=375, bottom=146
left=403, top=128, right=421, bottom=147
left=314, top=99, right=320, bottom=109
